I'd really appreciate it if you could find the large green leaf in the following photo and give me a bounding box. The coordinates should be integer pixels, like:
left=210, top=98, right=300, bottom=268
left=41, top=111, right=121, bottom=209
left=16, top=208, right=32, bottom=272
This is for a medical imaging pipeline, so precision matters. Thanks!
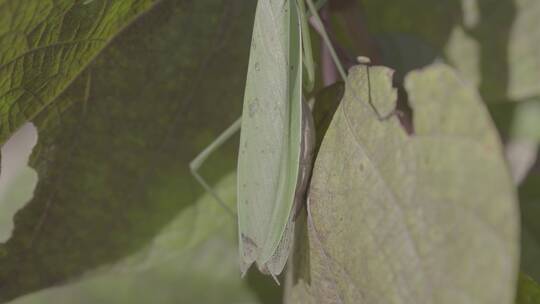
left=8, top=173, right=279, bottom=304
left=286, top=63, right=519, bottom=303
left=0, top=0, right=160, bottom=144
left=0, top=0, right=258, bottom=302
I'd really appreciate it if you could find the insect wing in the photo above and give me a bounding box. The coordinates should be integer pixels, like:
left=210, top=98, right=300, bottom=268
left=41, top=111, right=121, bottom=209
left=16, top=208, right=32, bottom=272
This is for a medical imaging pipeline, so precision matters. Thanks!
left=237, top=0, right=303, bottom=277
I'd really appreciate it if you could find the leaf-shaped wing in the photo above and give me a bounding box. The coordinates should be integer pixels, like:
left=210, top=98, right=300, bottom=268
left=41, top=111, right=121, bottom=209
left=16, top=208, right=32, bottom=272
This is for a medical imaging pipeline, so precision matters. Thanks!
left=238, top=0, right=304, bottom=276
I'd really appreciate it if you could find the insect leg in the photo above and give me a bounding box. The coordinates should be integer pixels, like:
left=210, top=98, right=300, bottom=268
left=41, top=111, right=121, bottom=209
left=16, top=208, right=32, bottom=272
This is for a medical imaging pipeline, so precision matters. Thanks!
left=189, top=117, right=242, bottom=218
left=298, top=0, right=315, bottom=92
left=305, top=0, right=347, bottom=81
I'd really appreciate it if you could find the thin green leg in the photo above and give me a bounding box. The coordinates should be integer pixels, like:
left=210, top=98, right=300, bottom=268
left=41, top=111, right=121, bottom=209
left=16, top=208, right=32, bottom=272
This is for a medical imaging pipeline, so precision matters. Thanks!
left=189, top=117, right=242, bottom=218
left=305, top=0, right=347, bottom=81
left=298, top=0, right=315, bottom=92
left=312, top=0, right=327, bottom=13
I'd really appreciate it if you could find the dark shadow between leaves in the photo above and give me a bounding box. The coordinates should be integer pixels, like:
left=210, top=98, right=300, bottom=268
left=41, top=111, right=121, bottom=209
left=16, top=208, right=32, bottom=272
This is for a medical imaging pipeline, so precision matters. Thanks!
left=519, top=153, right=540, bottom=281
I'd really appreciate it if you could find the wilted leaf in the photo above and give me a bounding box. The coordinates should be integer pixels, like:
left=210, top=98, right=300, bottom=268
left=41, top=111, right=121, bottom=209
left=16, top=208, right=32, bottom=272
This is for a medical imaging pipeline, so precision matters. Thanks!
left=0, top=0, right=256, bottom=301
left=0, top=0, right=160, bottom=144
left=286, top=63, right=519, bottom=303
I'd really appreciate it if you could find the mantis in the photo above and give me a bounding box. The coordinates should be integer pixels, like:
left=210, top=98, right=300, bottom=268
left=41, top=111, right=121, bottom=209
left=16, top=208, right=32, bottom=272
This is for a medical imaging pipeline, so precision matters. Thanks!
left=189, top=0, right=346, bottom=281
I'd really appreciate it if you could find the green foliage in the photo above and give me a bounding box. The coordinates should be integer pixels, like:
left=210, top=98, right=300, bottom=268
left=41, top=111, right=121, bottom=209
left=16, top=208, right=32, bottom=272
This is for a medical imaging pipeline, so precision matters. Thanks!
left=8, top=173, right=278, bottom=304
left=329, top=0, right=540, bottom=104
left=0, top=0, right=159, bottom=144
left=0, top=0, right=257, bottom=301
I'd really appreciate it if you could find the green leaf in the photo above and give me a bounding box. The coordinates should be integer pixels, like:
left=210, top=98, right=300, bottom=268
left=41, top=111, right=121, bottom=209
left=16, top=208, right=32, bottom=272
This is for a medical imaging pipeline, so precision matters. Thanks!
left=0, top=0, right=159, bottom=144
left=516, top=273, right=540, bottom=304
left=0, top=0, right=257, bottom=301
left=8, top=173, right=280, bottom=304
left=286, top=63, right=519, bottom=303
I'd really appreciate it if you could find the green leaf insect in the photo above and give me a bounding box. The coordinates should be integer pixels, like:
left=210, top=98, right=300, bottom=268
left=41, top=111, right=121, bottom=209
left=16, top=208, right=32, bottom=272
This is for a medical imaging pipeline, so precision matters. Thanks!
left=189, top=0, right=345, bottom=282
